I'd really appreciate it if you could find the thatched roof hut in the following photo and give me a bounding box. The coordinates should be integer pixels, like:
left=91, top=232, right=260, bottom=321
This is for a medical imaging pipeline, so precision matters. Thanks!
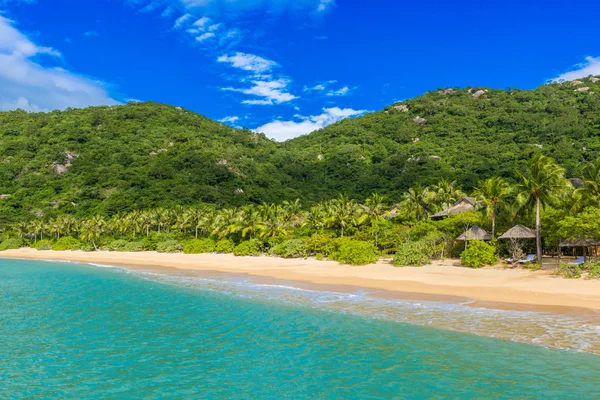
left=498, top=224, right=536, bottom=239
left=457, top=225, right=492, bottom=241
left=559, top=238, right=600, bottom=247
left=430, top=197, right=476, bottom=220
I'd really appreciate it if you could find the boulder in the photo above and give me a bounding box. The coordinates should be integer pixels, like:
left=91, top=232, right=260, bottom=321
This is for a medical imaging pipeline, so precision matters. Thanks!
left=394, top=104, right=409, bottom=112
left=52, top=163, right=68, bottom=174
left=591, top=77, right=600, bottom=83
left=428, top=155, right=441, bottom=160
left=472, top=90, right=486, bottom=98
left=568, top=178, right=585, bottom=188
left=571, top=80, right=584, bottom=86
left=413, top=116, right=427, bottom=125
left=575, top=87, right=590, bottom=92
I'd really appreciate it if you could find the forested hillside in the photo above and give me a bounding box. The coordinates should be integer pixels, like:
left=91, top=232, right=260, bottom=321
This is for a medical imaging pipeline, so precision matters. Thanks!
left=1, top=76, right=599, bottom=224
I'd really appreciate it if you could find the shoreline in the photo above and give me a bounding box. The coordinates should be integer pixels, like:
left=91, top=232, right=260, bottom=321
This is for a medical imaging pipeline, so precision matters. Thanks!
left=3, top=248, right=600, bottom=314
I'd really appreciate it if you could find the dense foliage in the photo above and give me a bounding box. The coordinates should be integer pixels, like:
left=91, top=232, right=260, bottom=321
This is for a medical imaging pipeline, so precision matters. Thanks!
left=460, top=241, right=498, bottom=268
left=3, top=77, right=600, bottom=225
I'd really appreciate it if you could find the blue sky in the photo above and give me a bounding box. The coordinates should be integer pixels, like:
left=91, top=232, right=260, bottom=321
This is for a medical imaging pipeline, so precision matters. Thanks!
left=1, top=0, right=600, bottom=141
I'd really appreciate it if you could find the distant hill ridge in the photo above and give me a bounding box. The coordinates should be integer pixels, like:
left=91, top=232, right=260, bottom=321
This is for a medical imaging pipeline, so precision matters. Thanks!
left=1, top=76, right=600, bottom=222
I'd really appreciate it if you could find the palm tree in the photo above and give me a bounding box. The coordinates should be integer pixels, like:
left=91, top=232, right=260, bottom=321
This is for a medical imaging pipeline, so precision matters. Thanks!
left=472, top=177, right=513, bottom=237
left=432, top=179, right=465, bottom=211
left=326, top=195, right=365, bottom=237
left=516, top=155, right=571, bottom=265
left=402, top=184, right=433, bottom=221
left=578, top=158, right=600, bottom=206
left=80, top=215, right=107, bottom=250
left=363, top=193, right=388, bottom=246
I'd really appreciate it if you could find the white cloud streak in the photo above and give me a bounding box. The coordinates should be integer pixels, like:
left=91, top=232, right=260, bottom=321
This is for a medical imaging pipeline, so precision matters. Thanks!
left=217, top=52, right=277, bottom=73
left=554, top=56, right=600, bottom=82
left=223, top=79, right=297, bottom=105
left=173, top=13, right=192, bottom=28
left=0, top=16, right=118, bottom=112
left=255, top=107, right=366, bottom=141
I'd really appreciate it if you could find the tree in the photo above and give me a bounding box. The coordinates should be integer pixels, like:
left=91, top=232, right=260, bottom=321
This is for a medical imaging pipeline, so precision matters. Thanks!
left=80, top=215, right=107, bottom=250
left=578, top=158, right=600, bottom=206
left=516, top=155, right=571, bottom=265
left=432, top=179, right=465, bottom=211
left=363, top=193, right=388, bottom=246
left=402, top=184, right=433, bottom=221
left=472, top=177, right=513, bottom=237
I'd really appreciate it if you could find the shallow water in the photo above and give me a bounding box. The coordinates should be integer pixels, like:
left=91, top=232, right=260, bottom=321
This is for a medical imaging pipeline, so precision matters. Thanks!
left=1, top=259, right=600, bottom=398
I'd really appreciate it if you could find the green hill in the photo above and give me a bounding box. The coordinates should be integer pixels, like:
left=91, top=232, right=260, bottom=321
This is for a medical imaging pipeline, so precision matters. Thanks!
left=1, top=77, right=600, bottom=223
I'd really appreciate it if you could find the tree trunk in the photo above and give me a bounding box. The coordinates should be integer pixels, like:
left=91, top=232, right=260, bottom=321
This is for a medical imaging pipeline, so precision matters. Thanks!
left=195, top=226, right=198, bottom=239
left=536, top=197, right=542, bottom=265
left=491, top=208, right=496, bottom=238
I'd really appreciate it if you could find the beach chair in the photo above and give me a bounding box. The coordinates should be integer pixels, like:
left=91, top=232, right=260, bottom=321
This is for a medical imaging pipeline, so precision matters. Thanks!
left=518, top=254, right=535, bottom=264
left=568, top=256, right=585, bottom=265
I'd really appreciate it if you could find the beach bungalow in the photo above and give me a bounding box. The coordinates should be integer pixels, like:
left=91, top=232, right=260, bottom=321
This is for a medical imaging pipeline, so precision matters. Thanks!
left=498, top=224, right=536, bottom=241
left=430, top=197, right=477, bottom=220
left=559, top=238, right=600, bottom=258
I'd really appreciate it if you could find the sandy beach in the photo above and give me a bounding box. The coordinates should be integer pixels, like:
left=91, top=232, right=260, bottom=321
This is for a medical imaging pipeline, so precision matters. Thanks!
left=2, top=248, right=600, bottom=312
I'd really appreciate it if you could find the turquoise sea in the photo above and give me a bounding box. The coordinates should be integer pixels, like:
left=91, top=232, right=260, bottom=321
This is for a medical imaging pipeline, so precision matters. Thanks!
left=1, top=259, right=600, bottom=399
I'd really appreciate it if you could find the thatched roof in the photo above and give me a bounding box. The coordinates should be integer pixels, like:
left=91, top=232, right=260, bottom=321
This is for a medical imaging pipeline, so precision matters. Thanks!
left=498, top=224, right=536, bottom=239
left=559, top=238, right=600, bottom=247
left=430, top=197, right=476, bottom=220
left=457, top=225, right=491, bottom=241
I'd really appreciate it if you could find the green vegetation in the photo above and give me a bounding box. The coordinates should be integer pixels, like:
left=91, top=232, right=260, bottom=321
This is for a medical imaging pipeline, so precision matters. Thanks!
left=3, top=78, right=600, bottom=273
left=183, top=238, right=215, bottom=254
left=393, top=241, right=431, bottom=267
left=52, top=236, right=80, bottom=250
left=460, top=241, right=498, bottom=268
left=233, top=240, right=261, bottom=256
left=0, top=238, right=22, bottom=251
left=33, top=239, right=52, bottom=250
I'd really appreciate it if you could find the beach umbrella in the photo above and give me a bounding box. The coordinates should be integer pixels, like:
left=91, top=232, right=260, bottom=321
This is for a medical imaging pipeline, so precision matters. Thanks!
left=498, top=224, right=536, bottom=240
left=456, top=225, right=492, bottom=241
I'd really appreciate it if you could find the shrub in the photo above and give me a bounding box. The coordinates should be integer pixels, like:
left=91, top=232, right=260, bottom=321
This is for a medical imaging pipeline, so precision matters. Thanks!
left=52, top=236, right=80, bottom=251
left=461, top=241, right=497, bottom=268
left=306, top=233, right=335, bottom=255
left=33, top=239, right=52, bottom=250
left=393, top=241, right=430, bottom=267
left=183, top=238, right=216, bottom=254
left=107, top=239, right=129, bottom=252
left=556, top=263, right=582, bottom=279
left=271, top=239, right=308, bottom=258
left=233, top=240, right=261, bottom=256
left=315, top=253, right=324, bottom=261
left=215, top=239, right=235, bottom=254
left=74, top=242, right=95, bottom=252
left=156, top=240, right=183, bottom=253
left=586, top=261, right=600, bottom=279
left=0, top=238, right=23, bottom=251
left=124, top=241, right=145, bottom=252
left=331, top=240, right=380, bottom=266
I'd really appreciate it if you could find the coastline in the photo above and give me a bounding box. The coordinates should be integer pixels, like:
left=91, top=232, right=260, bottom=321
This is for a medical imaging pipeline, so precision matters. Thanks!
left=3, top=248, right=600, bottom=313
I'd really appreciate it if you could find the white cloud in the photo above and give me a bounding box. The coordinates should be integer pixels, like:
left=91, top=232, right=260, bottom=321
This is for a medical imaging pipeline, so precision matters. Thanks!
left=554, top=56, right=600, bottom=82
left=193, top=16, right=210, bottom=27
left=223, top=78, right=297, bottom=105
left=173, top=13, right=192, bottom=28
left=317, top=0, right=334, bottom=12
left=217, top=52, right=277, bottom=73
left=304, top=83, right=326, bottom=91
left=255, top=107, right=366, bottom=141
left=219, top=115, right=239, bottom=123
left=0, top=16, right=118, bottom=112
left=83, top=30, right=98, bottom=37
left=326, top=86, right=349, bottom=96
left=196, top=32, right=215, bottom=41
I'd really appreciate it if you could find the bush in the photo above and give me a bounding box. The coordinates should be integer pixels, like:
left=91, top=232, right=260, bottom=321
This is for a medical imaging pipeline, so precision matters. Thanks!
left=461, top=241, right=497, bottom=268
left=52, top=236, right=80, bottom=251
left=183, top=238, right=215, bottom=254
left=233, top=240, right=261, bottom=256
left=124, top=241, right=145, bottom=252
left=556, top=263, right=582, bottom=279
left=0, top=238, right=23, bottom=251
left=156, top=240, right=183, bottom=253
left=33, top=239, right=52, bottom=250
left=215, top=239, right=235, bottom=254
left=74, top=242, right=95, bottom=252
left=393, top=241, right=430, bottom=267
left=107, top=239, right=129, bottom=252
left=315, top=253, right=324, bottom=261
left=331, top=240, right=380, bottom=266
left=306, top=233, right=335, bottom=255
left=271, top=239, right=308, bottom=258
